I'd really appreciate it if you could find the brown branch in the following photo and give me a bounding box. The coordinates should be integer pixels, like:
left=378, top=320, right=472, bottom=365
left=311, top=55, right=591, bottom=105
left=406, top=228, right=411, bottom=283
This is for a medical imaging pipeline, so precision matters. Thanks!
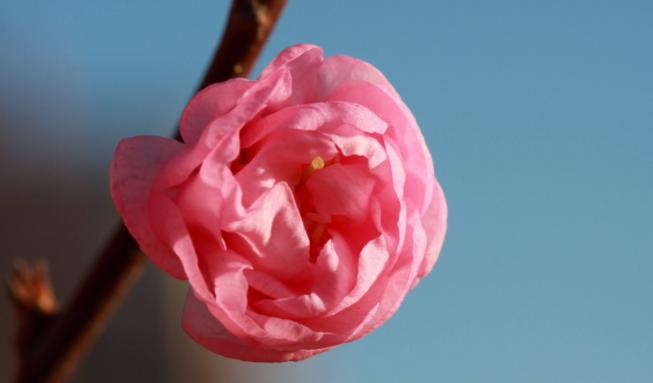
left=201, top=0, right=287, bottom=86
left=11, top=1, right=287, bottom=382
left=8, top=260, right=58, bottom=379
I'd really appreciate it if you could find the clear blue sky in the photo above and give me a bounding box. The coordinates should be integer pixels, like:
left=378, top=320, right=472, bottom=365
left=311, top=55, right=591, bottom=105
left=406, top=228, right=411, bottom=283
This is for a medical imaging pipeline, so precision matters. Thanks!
left=1, top=1, right=652, bottom=382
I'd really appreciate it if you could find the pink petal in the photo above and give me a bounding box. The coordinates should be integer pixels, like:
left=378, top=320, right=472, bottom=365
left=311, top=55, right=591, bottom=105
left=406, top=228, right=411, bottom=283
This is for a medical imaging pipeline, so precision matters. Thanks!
left=235, top=130, right=337, bottom=207
left=368, top=195, right=402, bottom=260
left=346, top=202, right=438, bottom=341
left=110, top=136, right=186, bottom=279
left=304, top=276, right=388, bottom=338
left=148, top=193, right=213, bottom=300
left=249, top=233, right=357, bottom=319
left=175, top=169, right=224, bottom=235
left=318, top=218, right=423, bottom=341
left=202, top=250, right=339, bottom=349
left=302, top=225, right=423, bottom=340
left=176, top=156, right=245, bottom=237
left=354, top=218, right=427, bottom=339
left=325, top=131, right=387, bottom=168
left=183, top=291, right=330, bottom=362
left=260, top=43, right=323, bottom=79
left=244, top=308, right=345, bottom=350
left=241, top=101, right=387, bottom=147
left=245, top=269, right=296, bottom=299
left=261, top=44, right=324, bottom=107
left=154, top=69, right=293, bottom=192
left=316, top=55, right=400, bottom=101
left=179, top=78, right=252, bottom=144
left=417, top=180, right=448, bottom=278
left=223, top=182, right=311, bottom=280
left=254, top=292, right=327, bottom=320
left=306, top=163, right=376, bottom=223
left=311, top=234, right=357, bottom=308
left=382, top=141, right=408, bottom=252
left=330, top=235, right=390, bottom=314
left=325, top=80, right=434, bottom=214
left=348, top=260, right=412, bottom=341
left=196, top=248, right=268, bottom=341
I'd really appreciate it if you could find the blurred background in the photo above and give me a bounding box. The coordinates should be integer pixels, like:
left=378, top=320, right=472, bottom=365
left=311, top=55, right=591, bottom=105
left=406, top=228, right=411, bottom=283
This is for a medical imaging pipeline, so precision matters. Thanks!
left=1, top=0, right=652, bottom=382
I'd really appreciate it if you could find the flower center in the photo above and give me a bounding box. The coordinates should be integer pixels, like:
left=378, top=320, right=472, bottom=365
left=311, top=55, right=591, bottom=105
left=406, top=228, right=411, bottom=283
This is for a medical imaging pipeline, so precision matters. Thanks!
left=297, top=155, right=329, bottom=262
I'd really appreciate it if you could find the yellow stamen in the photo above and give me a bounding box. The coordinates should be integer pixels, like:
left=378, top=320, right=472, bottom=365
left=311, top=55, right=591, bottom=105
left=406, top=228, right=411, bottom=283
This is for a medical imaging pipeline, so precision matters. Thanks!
left=305, top=155, right=325, bottom=177
left=299, top=155, right=326, bottom=187
left=310, top=156, right=325, bottom=171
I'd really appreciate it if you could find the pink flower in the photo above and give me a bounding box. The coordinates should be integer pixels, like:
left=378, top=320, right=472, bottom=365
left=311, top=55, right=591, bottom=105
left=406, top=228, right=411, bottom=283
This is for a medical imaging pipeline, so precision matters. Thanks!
left=110, top=44, right=447, bottom=362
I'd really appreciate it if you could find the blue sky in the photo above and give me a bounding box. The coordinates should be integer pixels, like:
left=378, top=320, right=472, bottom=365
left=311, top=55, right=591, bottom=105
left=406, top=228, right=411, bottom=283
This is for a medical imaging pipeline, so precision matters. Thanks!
left=1, top=1, right=652, bottom=382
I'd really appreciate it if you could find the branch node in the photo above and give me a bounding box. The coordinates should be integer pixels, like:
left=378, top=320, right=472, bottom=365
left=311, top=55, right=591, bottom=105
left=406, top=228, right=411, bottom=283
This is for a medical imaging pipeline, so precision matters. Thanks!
left=8, top=259, right=59, bottom=380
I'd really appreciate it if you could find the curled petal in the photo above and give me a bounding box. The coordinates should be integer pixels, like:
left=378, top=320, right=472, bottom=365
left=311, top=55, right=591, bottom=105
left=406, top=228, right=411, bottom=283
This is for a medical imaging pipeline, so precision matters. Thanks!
left=417, top=180, right=448, bottom=278
left=330, top=235, right=390, bottom=314
left=326, top=80, right=434, bottom=214
left=306, top=163, right=376, bottom=223
left=183, top=291, right=330, bottom=362
left=325, top=131, right=387, bottom=169
left=148, top=194, right=213, bottom=300
left=254, top=292, right=327, bottom=320
left=155, top=69, right=293, bottom=192
left=201, top=250, right=342, bottom=349
left=311, top=234, right=357, bottom=309
left=180, top=78, right=252, bottom=144
left=223, top=182, right=311, bottom=280
left=110, top=136, right=185, bottom=279
left=316, top=55, right=400, bottom=100
left=241, top=101, right=387, bottom=147
left=236, top=130, right=338, bottom=207
left=260, top=43, right=323, bottom=79
left=245, top=270, right=296, bottom=299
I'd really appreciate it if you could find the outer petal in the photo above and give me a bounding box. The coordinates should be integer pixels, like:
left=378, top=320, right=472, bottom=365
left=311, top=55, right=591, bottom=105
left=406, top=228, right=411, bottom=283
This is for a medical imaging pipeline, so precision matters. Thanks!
left=179, top=78, right=252, bottom=144
left=326, top=80, right=434, bottom=214
left=183, top=291, right=330, bottom=362
left=148, top=193, right=213, bottom=300
left=281, top=236, right=390, bottom=342
left=254, top=292, right=327, bottom=320
left=110, top=136, right=186, bottom=279
left=320, top=212, right=427, bottom=342
left=417, top=180, right=448, bottom=278
left=316, top=55, right=400, bottom=100
left=316, top=54, right=435, bottom=214
left=155, top=69, right=293, bottom=192
left=241, top=101, right=387, bottom=148
left=202, top=249, right=343, bottom=350
left=260, top=43, right=323, bottom=79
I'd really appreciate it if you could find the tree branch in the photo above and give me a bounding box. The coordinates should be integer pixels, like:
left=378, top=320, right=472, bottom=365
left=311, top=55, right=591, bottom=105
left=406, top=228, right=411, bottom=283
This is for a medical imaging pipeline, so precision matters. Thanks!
left=8, top=260, right=58, bottom=379
left=10, top=1, right=287, bottom=382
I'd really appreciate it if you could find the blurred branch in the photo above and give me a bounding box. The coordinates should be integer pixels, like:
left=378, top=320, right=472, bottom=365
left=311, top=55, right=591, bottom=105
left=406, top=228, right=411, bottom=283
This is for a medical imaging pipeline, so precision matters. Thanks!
left=9, top=1, right=287, bottom=382
left=8, top=260, right=58, bottom=379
